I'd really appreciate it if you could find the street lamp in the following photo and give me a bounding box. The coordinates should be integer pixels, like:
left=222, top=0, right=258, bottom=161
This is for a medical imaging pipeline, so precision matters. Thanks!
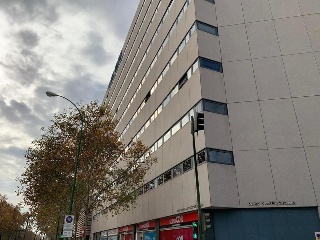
left=45, top=91, right=84, bottom=216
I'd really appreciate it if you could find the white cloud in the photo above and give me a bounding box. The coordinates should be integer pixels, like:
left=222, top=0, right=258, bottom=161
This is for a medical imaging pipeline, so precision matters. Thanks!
left=0, top=0, right=139, bottom=207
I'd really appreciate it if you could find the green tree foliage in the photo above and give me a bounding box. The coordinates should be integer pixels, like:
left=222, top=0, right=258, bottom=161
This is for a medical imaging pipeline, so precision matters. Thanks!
left=18, top=101, right=156, bottom=237
left=0, top=194, right=26, bottom=240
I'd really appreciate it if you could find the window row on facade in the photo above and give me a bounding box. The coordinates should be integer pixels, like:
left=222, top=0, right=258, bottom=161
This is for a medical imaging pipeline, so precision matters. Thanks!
left=107, top=0, right=217, bottom=101
left=139, top=147, right=234, bottom=195
left=107, top=0, right=148, bottom=97
left=118, top=20, right=219, bottom=137
left=93, top=145, right=233, bottom=220
left=109, top=0, right=163, bottom=105
left=121, top=56, right=223, bottom=143
left=125, top=98, right=228, bottom=169
left=113, top=0, right=195, bottom=117
left=109, top=0, right=175, bottom=109
left=117, top=20, right=196, bottom=133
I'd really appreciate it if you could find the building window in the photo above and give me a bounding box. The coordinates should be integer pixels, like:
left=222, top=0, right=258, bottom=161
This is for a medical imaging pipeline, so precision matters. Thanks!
left=153, top=142, right=158, bottom=152
left=171, top=85, right=178, bottom=98
left=197, top=150, right=206, bottom=164
left=144, top=182, right=151, bottom=193
left=163, top=170, right=172, bottom=183
left=163, top=35, right=169, bottom=47
left=205, top=0, right=215, bottom=3
left=163, top=63, right=170, bottom=76
left=178, top=73, right=188, bottom=89
left=181, top=113, right=189, bottom=127
left=163, top=95, right=170, bottom=108
left=163, top=130, right=171, bottom=143
left=203, top=99, right=228, bottom=115
left=192, top=62, right=199, bottom=75
left=177, top=9, right=183, bottom=22
left=151, top=112, right=155, bottom=122
left=149, top=144, right=155, bottom=154
left=173, top=164, right=183, bottom=178
left=190, top=23, right=196, bottom=35
left=207, top=149, right=234, bottom=165
left=157, top=104, right=162, bottom=114
left=183, top=158, right=192, bottom=172
left=145, top=119, right=150, bottom=129
left=157, top=138, right=163, bottom=148
left=145, top=91, right=151, bottom=103
left=179, top=40, right=186, bottom=53
left=196, top=21, right=218, bottom=35
left=194, top=101, right=203, bottom=113
left=199, top=57, right=223, bottom=73
left=157, top=174, right=164, bottom=186
left=171, top=51, right=178, bottom=65
left=171, top=122, right=181, bottom=136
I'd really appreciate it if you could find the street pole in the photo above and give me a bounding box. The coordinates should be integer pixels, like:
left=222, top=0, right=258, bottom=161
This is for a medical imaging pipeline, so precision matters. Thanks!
left=68, top=114, right=83, bottom=216
left=46, top=92, right=84, bottom=240
left=191, top=116, right=203, bottom=240
left=46, top=91, right=84, bottom=216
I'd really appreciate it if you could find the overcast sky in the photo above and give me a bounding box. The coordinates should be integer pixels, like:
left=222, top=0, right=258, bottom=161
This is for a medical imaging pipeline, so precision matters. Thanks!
left=0, top=0, right=139, bottom=209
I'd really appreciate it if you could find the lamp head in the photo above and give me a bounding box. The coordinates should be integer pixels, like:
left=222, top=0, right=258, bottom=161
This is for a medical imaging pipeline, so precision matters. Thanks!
left=45, top=91, right=59, bottom=97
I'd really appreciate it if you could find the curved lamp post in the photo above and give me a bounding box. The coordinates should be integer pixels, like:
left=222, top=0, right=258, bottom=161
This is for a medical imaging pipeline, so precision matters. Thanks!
left=45, top=91, right=84, bottom=216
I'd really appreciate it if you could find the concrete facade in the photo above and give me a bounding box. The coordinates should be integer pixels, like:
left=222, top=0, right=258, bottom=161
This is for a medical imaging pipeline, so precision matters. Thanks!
left=92, top=0, right=320, bottom=239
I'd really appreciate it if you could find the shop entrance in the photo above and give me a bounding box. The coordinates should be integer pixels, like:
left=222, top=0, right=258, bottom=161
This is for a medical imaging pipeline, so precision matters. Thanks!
left=119, top=225, right=134, bottom=240
left=137, top=220, right=156, bottom=240
left=159, top=211, right=197, bottom=240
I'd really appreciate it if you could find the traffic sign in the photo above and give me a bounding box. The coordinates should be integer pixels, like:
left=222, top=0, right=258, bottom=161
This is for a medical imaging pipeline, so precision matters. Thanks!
left=63, top=215, right=74, bottom=238
left=63, top=224, right=73, bottom=230
left=62, top=230, right=72, bottom=238
left=64, top=215, right=74, bottom=225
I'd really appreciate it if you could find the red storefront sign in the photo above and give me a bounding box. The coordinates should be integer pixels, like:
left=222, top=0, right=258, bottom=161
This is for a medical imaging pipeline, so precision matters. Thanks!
left=124, top=235, right=133, bottom=240
left=160, top=228, right=193, bottom=240
left=118, top=225, right=133, bottom=233
left=160, top=212, right=198, bottom=228
left=138, top=220, right=156, bottom=230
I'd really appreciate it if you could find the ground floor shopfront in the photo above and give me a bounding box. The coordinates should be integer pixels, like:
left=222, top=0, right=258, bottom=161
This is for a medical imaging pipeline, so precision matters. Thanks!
left=94, top=207, right=320, bottom=240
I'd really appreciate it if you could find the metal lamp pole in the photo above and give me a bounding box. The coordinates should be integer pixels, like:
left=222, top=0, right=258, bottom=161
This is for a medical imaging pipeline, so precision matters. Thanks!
left=191, top=115, right=203, bottom=240
left=45, top=91, right=84, bottom=215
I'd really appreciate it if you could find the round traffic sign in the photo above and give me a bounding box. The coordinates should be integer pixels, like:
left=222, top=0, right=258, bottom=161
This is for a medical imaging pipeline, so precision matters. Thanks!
left=66, top=216, right=73, bottom=223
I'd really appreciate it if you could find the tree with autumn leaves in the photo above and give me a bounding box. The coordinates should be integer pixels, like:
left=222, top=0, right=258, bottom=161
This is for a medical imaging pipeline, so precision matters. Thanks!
left=0, top=194, right=26, bottom=240
left=18, top=101, right=156, bottom=237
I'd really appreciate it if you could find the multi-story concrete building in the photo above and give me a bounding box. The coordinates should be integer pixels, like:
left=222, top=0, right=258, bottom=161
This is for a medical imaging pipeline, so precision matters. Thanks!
left=91, top=0, right=320, bottom=239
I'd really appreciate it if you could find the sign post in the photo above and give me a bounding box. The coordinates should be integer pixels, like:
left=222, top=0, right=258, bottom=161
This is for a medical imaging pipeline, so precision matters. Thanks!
left=62, top=215, right=74, bottom=238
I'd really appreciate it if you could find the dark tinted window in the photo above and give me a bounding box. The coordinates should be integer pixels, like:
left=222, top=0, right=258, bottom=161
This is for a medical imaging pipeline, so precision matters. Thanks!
left=145, top=91, right=151, bottom=103
left=197, top=21, right=218, bottom=36
left=163, top=170, right=172, bottom=182
left=157, top=174, right=164, bottom=186
left=173, top=164, right=183, bottom=178
left=203, top=99, right=228, bottom=115
left=178, top=73, right=188, bottom=89
left=144, top=180, right=155, bottom=193
left=199, top=57, right=223, bottom=73
left=144, top=183, right=150, bottom=193
left=208, top=149, right=234, bottom=165
left=198, top=150, right=206, bottom=164
left=183, top=158, right=192, bottom=172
